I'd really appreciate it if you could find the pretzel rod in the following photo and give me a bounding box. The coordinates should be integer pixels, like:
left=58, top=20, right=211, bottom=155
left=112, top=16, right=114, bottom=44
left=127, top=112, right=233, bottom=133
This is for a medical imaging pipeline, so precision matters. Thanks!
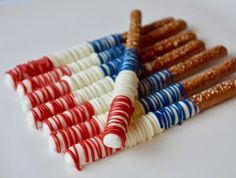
left=21, top=34, right=199, bottom=112
left=5, top=17, right=175, bottom=89
left=27, top=45, right=226, bottom=128
left=140, top=19, right=187, bottom=48
left=140, top=31, right=196, bottom=63
left=182, top=58, right=236, bottom=97
left=190, top=78, right=236, bottom=111
left=143, top=40, right=205, bottom=75
left=169, top=45, right=227, bottom=81
left=47, top=57, right=235, bottom=152
left=64, top=78, right=236, bottom=171
left=17, top=31, right=195, bottom=96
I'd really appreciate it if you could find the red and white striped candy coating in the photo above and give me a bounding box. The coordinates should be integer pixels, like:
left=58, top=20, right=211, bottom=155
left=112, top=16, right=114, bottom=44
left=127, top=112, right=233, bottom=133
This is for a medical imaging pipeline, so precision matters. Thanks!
left=25, top=80, right=71, bottom=109
left=5, top=56, right=54, bottom=88
left=43, top=93, right=112, bottom=132
left=23, top=66, right=105, bottom=110
left=35, top=101, right=94, bottom=129
left=29, top=79, right=113, bottom=124
left=31, top=93, right=76, bottom=126
left=17, top=66, right=72, bottom=96
left=103, top=95, right=134, bottom=147
left=22, top=68, right=107, bottom=111
left=27, top=78, right=114, bottom=128
left=65, top=135, right=120, bottom=171
left=18, top=66, right=72, bottom=95
left=49, top=113, right=107, bottom=153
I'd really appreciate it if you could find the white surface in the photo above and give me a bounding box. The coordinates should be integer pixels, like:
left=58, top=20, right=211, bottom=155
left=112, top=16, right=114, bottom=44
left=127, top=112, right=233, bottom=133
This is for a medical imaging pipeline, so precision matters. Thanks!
left=0, top=0, right=236, bottom=178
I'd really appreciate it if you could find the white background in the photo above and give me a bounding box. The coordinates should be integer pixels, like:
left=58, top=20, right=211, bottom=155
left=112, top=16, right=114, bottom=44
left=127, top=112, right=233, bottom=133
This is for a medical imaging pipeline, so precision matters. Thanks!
left=0, top=0, right=236, bottom=178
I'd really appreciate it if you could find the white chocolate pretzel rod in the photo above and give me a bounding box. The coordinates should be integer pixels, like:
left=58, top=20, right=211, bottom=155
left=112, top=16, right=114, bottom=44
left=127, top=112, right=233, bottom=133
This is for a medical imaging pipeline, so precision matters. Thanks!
left=5, top=17, right=184, bottom=89
left=64, top=77, right=236, bottom=171
left=47, top=57, right=236, bottom=152
left=28, top=45, right=226, bottom=129
left=17, top=30, right=195, bottom=95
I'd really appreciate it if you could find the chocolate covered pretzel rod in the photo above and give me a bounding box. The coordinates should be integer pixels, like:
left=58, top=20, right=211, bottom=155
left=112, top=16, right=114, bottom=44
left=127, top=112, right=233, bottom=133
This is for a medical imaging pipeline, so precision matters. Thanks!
left=102, top=9, right=142, bottom=148
left=64, top=78, right=236, bottom=171
left=5, top=17, right=176, bottom=88
left=47, top=57, right=235, bottom=152
left=22, top=39, right=203, bottom=112
left=29, top=45, right=224, bottom=128
left=17, top=31, right=195, bottom=96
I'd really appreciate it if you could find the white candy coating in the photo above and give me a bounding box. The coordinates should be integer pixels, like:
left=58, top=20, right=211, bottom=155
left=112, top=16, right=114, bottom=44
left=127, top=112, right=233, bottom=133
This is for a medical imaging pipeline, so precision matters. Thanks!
left=21, top=96, right=32, bottom=113
left=48, top=136, right=57, bottom=152
left=16, top=84, right=25, bottom=97
left=4, top=74, right=15, bottom=89
left=49, top=43, right=94, bottom=68
left=26, top=111, right=42, bottom=129
left=63, top=66, right=105, bottom=91
left=103, top=134, right=122, bottom=148
left=43, top=123, right=52, bottom=136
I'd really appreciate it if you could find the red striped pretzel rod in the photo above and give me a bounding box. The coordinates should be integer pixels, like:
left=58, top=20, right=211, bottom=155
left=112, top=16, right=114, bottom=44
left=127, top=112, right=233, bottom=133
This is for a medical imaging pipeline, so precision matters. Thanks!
left=64, top=77, right=236, bottom=170
left=47, top=57, right=236, bottom=152
left=5, top=17, right=178, bottom=89
left=21, top=39, right=204, bottom=112
left=36, top=45, right=226, bottom=132
left=17, top=31, right=195, bottom=95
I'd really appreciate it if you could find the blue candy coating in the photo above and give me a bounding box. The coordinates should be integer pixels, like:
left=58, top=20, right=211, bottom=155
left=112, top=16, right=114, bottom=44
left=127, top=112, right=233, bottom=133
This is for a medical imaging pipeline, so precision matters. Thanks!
left=140, top=83, right=185, bottom=113
left=89, top=34, right=123, bottom=53
left=138, top=69, right=173, bottom=97
left=152, top=99, right=199, bottom=129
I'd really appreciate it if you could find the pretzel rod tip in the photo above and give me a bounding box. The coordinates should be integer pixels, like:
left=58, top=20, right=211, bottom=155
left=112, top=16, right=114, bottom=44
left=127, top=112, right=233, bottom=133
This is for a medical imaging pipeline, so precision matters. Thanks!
left=191, top=77, right=236, bottom=111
